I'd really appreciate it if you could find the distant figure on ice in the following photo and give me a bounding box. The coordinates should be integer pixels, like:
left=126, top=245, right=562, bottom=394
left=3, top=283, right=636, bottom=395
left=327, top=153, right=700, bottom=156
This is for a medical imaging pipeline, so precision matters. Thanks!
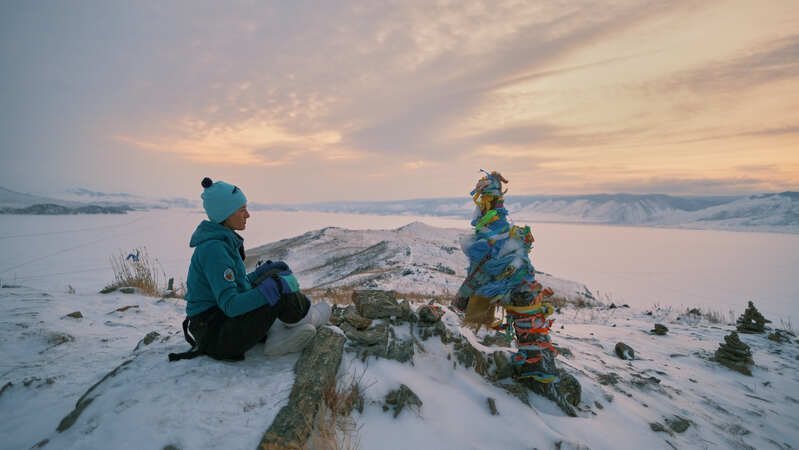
left=168, top=177, right=330, bottom=362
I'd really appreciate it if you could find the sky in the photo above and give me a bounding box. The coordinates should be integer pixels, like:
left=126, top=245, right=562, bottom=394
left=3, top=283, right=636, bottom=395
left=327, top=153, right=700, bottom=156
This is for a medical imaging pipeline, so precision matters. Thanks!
left=1, top=0, right=798, bottom=203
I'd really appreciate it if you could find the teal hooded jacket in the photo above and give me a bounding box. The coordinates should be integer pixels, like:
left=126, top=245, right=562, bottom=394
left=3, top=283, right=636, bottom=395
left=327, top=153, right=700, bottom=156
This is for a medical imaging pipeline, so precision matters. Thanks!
left=185, top=220, right=267, bottom=317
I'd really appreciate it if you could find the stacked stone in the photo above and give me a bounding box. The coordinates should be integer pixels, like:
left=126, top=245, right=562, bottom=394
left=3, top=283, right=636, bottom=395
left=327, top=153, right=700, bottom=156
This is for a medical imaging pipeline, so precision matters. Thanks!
left=736, top=301, right=770, bottom=334
left=713, top=331, right=754, bottom=376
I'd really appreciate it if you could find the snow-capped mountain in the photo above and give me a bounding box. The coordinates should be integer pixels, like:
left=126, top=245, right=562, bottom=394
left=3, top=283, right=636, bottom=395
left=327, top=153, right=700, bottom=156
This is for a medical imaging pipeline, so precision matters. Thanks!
left=252, top=192, right=799, bottom=233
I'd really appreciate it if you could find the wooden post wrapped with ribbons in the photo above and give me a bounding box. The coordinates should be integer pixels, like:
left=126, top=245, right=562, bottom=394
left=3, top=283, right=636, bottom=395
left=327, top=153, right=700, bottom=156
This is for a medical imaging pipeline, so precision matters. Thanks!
left=454, top=170, right=560, bottom=384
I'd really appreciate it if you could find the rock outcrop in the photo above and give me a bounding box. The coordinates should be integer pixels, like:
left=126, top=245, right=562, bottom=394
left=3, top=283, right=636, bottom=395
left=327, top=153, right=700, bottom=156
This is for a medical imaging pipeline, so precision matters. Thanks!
left=259, top=327, right=346, bottom=449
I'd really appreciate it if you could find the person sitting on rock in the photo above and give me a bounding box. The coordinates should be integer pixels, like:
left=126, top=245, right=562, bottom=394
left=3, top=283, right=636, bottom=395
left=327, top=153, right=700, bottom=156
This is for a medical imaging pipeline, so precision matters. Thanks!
left=169, top=177, right=330, bottom=362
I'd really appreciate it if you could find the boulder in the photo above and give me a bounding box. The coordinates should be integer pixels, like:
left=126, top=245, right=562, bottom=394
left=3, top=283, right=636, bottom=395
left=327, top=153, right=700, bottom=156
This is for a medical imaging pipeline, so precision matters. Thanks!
left=352, top=290, right=403, bottom=319
left=383, top=384, right=422, bottom=418
left=615, top=342, right=635, bottom=360
left=666, top=416, right=691, bottom=433
left=342, top=306, right=373, bottom=330
left=652, top=324, right=668, bottom=335
left=418, top=304, right=444, bottom=323
left=340, top=322, right=387, bottom=346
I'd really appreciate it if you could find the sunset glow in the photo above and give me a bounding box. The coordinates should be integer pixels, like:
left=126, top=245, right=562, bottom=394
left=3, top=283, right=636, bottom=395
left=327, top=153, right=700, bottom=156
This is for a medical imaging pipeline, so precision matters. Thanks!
left=1, top=0, right=797, bottom=201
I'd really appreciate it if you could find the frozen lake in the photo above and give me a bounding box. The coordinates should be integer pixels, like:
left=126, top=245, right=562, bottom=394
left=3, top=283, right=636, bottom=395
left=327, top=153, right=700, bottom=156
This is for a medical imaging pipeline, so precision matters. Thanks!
left=0, top=209, right=796, bottom=323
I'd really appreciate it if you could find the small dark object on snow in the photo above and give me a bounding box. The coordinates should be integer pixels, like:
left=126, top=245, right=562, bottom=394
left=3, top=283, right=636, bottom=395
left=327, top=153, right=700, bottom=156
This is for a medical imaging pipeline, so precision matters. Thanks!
left=666, top=416, right=691, bottom=433
left=482, top=333, right=510, bottom=347
left=650, top=422, right=668, bottom=433
left=418, top=304, right=444, bottom=323
left=135, top=331, right=161, bottom=351
left=598, top=372, right=621, bottom=385
left=768, top=330, right=792, bottom=343
left=713, top=331, right=754, bottom=376
left=652, top=324, right=668, bottom=335
left=384, top=384, right=423, bottom=418
left=487, top=397, right=499, bottom=415
left=492, top=351, right=513, bottom=380
left=65, top=311, right=83, bottom=319
left=119, top=287, right=135, bottom=294
left=112, top=304, right=139, bottom=313
left=736, top=301, right=770, bottom=334
left=615, top=342, right=635, bottom=360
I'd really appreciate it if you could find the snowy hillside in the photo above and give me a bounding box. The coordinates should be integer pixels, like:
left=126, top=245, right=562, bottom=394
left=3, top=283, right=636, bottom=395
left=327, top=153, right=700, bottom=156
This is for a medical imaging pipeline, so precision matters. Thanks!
left=244, top=222, right=596, bottom=304
left=253, top=192, right=799, bottom=233
left=2, top=285, right=797, bottom=449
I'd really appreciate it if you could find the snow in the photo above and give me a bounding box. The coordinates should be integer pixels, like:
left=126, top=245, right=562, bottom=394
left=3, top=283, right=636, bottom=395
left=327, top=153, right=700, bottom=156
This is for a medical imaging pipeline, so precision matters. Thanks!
left=0, top=286, right=297, bottom=449
left=4, top=283, right=796, bottom=449
left=1, top=212, right=798, bottom=449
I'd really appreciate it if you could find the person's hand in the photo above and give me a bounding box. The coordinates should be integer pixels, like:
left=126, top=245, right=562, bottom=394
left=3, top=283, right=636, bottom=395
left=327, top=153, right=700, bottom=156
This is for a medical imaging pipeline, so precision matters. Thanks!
left=255, top=260, right=289, bottom=276
left=256, top=277, right=281, bottom=306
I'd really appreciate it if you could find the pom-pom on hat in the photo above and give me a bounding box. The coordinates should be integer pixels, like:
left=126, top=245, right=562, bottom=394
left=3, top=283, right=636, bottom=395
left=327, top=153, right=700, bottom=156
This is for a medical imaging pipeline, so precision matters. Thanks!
left=200, top=177, right=247, bottom=223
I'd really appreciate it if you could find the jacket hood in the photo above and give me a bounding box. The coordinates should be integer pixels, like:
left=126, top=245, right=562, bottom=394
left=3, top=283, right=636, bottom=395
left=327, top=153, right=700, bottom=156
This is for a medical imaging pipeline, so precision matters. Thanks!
left=189, top=220, right=243, bottom=249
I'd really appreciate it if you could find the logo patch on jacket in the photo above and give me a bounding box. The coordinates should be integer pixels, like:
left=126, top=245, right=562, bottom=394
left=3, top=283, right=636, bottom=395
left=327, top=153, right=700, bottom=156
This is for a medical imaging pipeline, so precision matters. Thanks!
left=223, top=268, right=235, bottom=282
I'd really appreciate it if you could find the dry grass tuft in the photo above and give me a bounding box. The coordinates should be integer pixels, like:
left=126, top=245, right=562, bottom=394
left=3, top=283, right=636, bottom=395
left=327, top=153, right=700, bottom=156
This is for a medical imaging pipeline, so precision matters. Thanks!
left=682, top=307, right=734, bottom=325
left=303, top=287, right=454, bottom=306
left=104, top=247, right=164, bottom=297
left=304, top=370, right=364, bottom=450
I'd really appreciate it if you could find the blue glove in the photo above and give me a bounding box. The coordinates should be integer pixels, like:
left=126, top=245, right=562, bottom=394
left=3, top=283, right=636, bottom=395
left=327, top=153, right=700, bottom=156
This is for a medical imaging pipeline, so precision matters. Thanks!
left=256, top=277, right=281, bottom=306
left=255, top=260, right=289, bottom=277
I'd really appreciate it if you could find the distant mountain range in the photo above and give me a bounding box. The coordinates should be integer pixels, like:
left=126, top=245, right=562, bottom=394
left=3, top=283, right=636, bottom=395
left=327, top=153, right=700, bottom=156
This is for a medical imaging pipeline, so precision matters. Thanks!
left=250, top=192, right=799, bottom=233
left=3, top=184, right=797, bottom=232
left=0, top=186, right=197, bottom=214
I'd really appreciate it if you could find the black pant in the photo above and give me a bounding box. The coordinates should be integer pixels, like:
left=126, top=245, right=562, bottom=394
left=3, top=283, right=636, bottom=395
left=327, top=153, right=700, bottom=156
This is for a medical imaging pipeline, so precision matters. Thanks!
left=189, top=292, right=311, bottom=361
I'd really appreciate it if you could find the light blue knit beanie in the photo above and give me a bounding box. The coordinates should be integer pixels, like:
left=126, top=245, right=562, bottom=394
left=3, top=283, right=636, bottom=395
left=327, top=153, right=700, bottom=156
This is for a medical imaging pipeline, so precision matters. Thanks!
left=201, top=177, right=247, bottom=223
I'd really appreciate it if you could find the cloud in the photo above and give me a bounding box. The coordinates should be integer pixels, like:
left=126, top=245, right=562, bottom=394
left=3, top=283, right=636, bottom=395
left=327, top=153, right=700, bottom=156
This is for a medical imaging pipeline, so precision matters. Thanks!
left=3, top=0, right=798, bottom=199
left=116, top=117, right=352, bottom=166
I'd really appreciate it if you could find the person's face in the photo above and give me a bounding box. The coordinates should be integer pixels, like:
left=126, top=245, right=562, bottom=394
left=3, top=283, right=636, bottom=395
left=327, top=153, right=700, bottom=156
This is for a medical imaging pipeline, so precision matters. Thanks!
left=223, top=204, right=250, bottom=231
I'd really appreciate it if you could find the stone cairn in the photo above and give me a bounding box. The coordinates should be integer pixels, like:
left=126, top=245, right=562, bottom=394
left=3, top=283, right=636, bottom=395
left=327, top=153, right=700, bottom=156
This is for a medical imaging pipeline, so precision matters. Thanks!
left=736, top=301, right=770, bottom=334
left=713, top=331, right=754, bottom=376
